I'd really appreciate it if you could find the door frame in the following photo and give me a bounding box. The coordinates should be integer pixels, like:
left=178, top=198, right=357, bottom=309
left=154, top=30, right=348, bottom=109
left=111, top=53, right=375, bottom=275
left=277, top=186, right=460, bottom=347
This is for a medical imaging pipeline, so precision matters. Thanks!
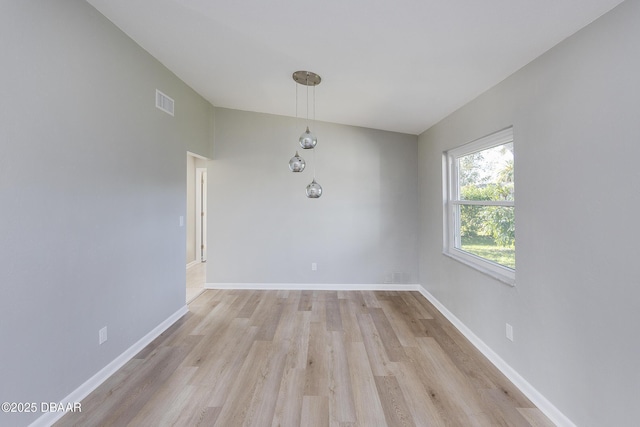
left=195, top=167, right=207, bottom=262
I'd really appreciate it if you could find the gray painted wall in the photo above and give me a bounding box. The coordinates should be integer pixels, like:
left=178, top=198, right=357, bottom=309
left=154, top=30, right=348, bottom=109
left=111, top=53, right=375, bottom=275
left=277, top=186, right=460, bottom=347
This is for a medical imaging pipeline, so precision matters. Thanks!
left=418, top=1, right=640, bottom=425
left=208, top=108, right=419, bottom=285
left=0, top=1, right=212, bottom=425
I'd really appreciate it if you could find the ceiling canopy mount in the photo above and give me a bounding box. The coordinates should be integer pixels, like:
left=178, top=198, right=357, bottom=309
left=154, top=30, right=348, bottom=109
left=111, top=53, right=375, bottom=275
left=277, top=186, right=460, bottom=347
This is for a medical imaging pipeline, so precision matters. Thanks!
left=292, top=71, right=321, bottom=87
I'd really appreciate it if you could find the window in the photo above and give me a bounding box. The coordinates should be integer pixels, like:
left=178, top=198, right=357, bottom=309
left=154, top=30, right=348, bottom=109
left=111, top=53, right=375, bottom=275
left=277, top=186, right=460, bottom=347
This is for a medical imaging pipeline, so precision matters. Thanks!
left=444, top=127, right=515, bottom=285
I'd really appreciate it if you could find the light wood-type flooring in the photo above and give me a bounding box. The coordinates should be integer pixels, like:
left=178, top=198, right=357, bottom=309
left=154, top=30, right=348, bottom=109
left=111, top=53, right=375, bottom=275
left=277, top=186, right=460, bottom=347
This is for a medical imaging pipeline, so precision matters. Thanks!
left=56, top=290, right=554, bottom=426
left=186, top=262, right=206, bottom=303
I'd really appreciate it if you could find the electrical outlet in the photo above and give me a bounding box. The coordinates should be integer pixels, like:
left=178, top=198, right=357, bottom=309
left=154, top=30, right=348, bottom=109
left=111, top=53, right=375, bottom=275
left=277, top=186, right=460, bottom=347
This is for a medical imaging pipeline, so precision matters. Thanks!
left=311, top=262, right=317, bottom=271
left=179, top=216, right=184, bottom=227
left=99, top=326, right=108, bottom=345
left=506, top=323, right=513, bottom=342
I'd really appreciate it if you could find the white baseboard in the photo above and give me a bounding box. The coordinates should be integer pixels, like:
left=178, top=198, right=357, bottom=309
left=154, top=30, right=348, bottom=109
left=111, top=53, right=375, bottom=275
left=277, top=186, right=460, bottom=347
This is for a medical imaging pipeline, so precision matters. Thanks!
left=29, top=305, right=189, bottom=427
left=206, top=283, right=422, bottom=291
left=416, top=286, right=575, bottom=427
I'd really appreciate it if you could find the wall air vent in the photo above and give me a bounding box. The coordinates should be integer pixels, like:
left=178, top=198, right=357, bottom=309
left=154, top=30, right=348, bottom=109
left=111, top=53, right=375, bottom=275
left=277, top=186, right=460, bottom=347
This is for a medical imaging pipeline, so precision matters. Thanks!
left=155, top=89, right=174, bottom=116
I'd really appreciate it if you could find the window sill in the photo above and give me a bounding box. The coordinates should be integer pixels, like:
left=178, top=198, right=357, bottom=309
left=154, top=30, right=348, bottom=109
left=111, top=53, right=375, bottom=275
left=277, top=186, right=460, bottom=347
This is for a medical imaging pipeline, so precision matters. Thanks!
left=443, top=250, right=515, bottom=287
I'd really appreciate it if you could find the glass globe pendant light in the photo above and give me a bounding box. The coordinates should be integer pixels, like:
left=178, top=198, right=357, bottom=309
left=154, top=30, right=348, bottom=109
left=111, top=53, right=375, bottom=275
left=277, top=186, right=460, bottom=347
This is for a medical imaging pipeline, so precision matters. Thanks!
left=305, top=140, right=322, bottom=199
left=288, top=151, right=305, bottom=172
left=299, top=126, right=317, bottom=149
left=306, top=178, right=323, bottom=198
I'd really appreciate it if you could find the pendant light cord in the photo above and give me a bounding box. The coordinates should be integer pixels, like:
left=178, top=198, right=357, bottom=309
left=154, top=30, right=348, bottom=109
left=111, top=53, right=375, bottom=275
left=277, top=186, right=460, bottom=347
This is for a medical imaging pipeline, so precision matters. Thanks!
left=312, top=83, right=317, bottom=179
left=306, top=74, right=310, bottom=127
left=312, top=139, right=317, bottom=179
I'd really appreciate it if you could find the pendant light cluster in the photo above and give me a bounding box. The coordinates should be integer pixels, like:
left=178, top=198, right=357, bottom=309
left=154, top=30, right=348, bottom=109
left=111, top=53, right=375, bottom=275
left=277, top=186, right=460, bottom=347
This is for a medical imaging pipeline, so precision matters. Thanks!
left=289, top=71, right=323, bottom=198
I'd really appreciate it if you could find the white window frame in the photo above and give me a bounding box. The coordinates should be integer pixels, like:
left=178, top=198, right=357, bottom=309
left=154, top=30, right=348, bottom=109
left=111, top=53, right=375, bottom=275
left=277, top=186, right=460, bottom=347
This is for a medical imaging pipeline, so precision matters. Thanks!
left=443, top=127, right=515, bottom=286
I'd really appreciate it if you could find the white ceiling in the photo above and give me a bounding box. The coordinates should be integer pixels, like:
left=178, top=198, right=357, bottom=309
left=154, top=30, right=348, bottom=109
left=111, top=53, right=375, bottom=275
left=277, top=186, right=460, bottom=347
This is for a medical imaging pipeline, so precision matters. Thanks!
left=86, top=0, right=624, bottom=135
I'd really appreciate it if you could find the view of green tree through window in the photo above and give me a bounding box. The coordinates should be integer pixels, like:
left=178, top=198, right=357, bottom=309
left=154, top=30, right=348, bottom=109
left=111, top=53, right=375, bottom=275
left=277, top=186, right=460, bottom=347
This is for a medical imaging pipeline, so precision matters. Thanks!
left=458, top=142, right=514, bottom=268
left=444, top=127, right=515, bottom=284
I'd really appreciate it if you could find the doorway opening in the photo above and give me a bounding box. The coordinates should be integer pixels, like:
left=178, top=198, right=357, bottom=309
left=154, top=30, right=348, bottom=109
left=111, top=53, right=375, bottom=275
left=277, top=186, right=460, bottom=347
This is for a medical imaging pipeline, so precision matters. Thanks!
left=186, top=152, right=208, bottom=303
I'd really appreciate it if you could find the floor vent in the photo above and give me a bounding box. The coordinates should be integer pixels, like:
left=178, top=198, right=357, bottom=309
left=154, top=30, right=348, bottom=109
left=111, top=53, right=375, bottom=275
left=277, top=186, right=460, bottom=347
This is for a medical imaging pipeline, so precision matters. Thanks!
left=155, top=89, right=174, bottom=116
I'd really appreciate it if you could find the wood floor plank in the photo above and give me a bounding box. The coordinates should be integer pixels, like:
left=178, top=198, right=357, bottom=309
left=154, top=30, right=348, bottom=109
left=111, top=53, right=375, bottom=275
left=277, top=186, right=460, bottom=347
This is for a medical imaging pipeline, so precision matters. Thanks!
left=339, top=298, right=364, bottom=343
left=517, top=408, right=557, bottom=427
left=311, top=291, right=328, bottom=324
left=378, top=299, right=419, bottom=347
left=421, top=318, right=533, bottom=408
left=189, top=321, right=259, bottom=407
left=55, top=290, right=553, bottom=427
left=408, top=290, right=440, bottom=317
left=237, top=290, right=263, bottom=318
left=273, top=291, right=311, bottom=369
left=305, top=321, right=330, bottom=396
left=276, top=289, right=290, bottom=299
left=400, top=345, right=466, bottom=426
left=158, top=403, right=220, bottom=427
left=127, top=366, right=198, bottom=425
left=271, top=368, right=305, bottom=427
left=326, top=291, right=344, bottom=332
left=345, top=341, right=388, bottom=427
left=368, top=307, right=406, bottom=362
left=416, top=337, right=497, bottom=426
left=420, top=318, right=496, bottom=390
left=212, top=340, right=273, bottom=426
left=244, top=342, right=289, bottom=427
left=298, top=290, right=314, bottom=311
left=133, top=311, right=195, bottom=359
left=389, top=347, right=447, bottom=427
left=374, top=375, right=416, bottom=427
left=301, top=396, right=330, bottom=427
left=183, top=405, right=222, bottom=426
left=356, top=312, right=396, bottom=376
left=327, top=331, right=357, bottom=424
left=187, top=291, right=242, bottom=336
left=480, top=388, right=533, bottom=427
left=387, top=295, right=431, bottom=337
left=361, top=290, right=382, bottom=308
left=348, top=291, right=371, bottom=314
left=287, top=311, right=312, bottom=370
left=272, top=292, right=302, bottom=340
left=181, top=313, right=241, bottom=368
left=252, top=291, right=286, bottom=341
left=399, top=292, right=434, bottom=320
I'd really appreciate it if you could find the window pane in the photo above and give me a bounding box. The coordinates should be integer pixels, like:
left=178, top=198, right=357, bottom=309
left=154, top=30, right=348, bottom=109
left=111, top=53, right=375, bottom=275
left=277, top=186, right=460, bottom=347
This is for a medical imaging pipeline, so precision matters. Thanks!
left=458, top=205, right=515, bottom=269
left=445, top=128, right=515, bottom=282
left=458, top=142, right=514, bottom=201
